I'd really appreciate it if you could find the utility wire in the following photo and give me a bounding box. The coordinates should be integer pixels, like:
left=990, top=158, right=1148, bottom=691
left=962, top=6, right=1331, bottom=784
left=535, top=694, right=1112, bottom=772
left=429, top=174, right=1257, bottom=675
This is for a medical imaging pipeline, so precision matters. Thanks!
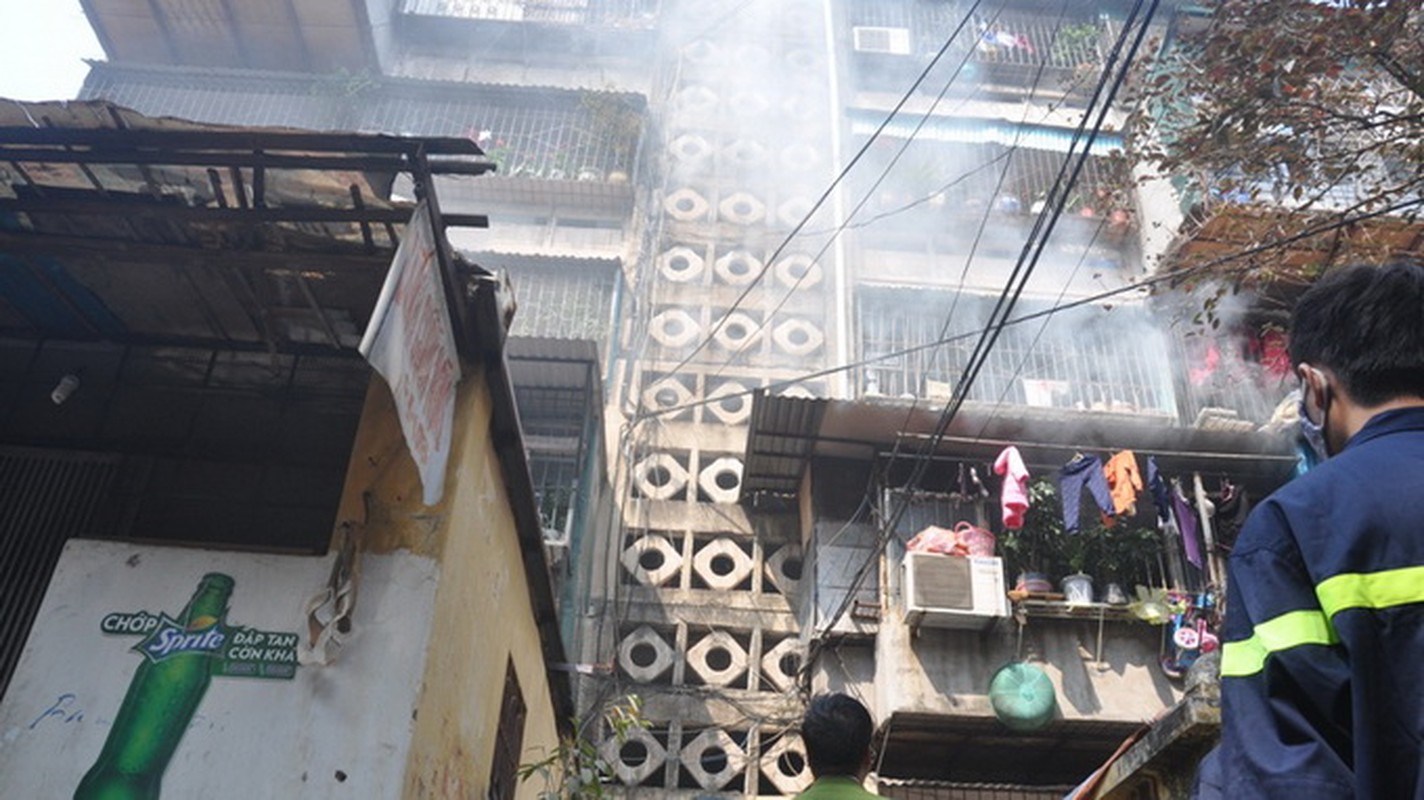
left=702, top=3, right=1011, bottom=388
left=644, top=0, right=989, bottom=398
left=650, top=195, right=1424, bottom=423
left=752, top=0, right=1074, bottom=586
left=813, top=0, right=1160, bottom=641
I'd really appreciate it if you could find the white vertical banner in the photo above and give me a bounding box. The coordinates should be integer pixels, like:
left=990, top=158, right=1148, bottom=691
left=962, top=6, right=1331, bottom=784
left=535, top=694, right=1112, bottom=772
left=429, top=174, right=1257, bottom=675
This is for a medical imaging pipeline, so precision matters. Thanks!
left=359, top=201, right=461, bottom=506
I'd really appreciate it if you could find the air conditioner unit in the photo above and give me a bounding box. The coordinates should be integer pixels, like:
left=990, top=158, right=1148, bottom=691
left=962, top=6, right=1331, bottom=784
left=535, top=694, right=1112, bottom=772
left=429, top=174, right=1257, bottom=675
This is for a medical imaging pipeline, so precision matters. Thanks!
left=903, top=553, right=1008, bottom=630
left=853, top=26, right=912, bottom=55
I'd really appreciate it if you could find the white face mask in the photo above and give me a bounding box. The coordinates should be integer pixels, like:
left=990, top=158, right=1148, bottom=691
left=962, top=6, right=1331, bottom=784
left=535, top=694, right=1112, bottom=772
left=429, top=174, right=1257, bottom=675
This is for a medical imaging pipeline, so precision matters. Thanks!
left=1298, top=393, right=1330, bottom=464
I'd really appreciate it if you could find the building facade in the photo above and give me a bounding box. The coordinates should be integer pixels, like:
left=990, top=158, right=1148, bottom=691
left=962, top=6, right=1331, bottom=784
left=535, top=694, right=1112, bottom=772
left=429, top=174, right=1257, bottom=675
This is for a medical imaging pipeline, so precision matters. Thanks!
left=61, top=1, right=1315, bottom=796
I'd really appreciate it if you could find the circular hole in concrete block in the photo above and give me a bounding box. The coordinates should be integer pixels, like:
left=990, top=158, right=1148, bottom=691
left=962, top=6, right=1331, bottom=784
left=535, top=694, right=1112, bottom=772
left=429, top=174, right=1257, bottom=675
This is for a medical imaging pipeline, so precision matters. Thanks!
left=639, top=549, right=665, bottom=572
left=630, top=642, right=658, bottom=669
left=778, top=751, right=806, bottom=777
left=780, top=653, right=800, bottom=676
left=706, top=646, right=733, bottom=672
left=725, top=322, right=748, bottom=341
left=714, top=470, right=739, bottom=491
left=621, top=740, right=650, bottom=767
left=783, top=557, right=803, bottom=580
left=788, top=328, right=810, bottom=346
left=669, top=255, right=691, bottom=272
left=647, top=466, right=674, bottom=487
left=701, top=746, right=729, bottom=773
left=655, top=387, right=680, bottom=407
left=720, top=394, right=745, bottom=413
left=664, top=319, right=685, bottom=337
left=711, top=554, right=736, bottom=576
left=733, top=201, right=753, bottom=216
left=727, top=257, right=751, bottom=276
left=785, top=260, right=808, bottom=279
left=677, top=198, right=696, bottom=213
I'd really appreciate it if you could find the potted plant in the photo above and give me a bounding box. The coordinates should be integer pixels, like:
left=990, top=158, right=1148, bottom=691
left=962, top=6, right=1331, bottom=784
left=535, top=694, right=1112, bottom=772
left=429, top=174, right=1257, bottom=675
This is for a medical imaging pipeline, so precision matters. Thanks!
left=1057, top=524, right=1100, bottom=604
left=1001, top=480, right=1061, bottom=594
left=1097, top=525, right=1160, bottom=604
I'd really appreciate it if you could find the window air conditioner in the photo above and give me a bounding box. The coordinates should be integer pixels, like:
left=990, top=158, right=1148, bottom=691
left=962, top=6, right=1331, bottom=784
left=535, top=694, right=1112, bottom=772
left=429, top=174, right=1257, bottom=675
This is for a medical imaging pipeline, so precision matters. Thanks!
left=902, top=552, right=1008, bottom=630
left=853, top=26, right=912, bottom=55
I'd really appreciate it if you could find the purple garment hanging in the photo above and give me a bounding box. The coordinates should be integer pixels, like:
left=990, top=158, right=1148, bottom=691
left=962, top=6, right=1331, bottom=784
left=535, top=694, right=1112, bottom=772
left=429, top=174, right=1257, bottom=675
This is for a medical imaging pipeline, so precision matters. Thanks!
left=1147, top=456, right=1172, bottom=524
left=1171, top=480, right=1203, bottom=569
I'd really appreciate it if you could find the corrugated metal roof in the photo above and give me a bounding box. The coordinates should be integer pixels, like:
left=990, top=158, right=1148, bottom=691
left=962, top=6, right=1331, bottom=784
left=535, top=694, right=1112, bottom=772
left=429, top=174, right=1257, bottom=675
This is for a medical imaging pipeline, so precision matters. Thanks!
left=741, top=394, right=1299, bottom=502
left=0, top=99, right=486, bottom=354
left=741, top=393, right=828, bottom=495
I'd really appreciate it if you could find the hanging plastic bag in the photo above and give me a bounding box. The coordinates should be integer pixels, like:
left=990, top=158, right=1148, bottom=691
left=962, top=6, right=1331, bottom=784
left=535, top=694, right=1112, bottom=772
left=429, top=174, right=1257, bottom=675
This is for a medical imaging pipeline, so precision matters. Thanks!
left=906, top=525, right=963, bottom=555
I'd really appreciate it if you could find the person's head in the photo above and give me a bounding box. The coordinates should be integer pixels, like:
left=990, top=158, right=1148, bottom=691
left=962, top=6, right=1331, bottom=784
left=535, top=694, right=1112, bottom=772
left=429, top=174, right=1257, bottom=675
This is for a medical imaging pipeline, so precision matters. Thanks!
left=801, top=693, right=874, bottom=779
left=1290, top=261, right=1424, bottom=455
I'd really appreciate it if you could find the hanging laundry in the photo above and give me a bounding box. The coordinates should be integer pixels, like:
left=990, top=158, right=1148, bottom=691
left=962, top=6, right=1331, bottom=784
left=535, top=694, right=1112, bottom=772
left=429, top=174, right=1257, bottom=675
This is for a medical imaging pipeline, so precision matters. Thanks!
left=1058, top=455, right=1114, bottom=535
left=993, top=446, right=1030, bottom=530
left=1170, top=479, right=1204, bottom=569
left=1257, top=329, right=1291, bottom=378
left=1146, top=456, right=1172, bottom=524
left=1103, top=450, right=1143, bottom=516
left=1188, top=341, right=1221, bottom=386
left=969, top=465, right=990, bottom=499
left=1211, top=480, right=1251, bottom=552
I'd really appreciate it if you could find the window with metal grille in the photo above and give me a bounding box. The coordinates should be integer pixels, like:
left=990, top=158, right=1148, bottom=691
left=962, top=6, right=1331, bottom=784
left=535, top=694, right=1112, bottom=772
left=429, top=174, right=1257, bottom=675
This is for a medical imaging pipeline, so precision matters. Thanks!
left=488, top=658, right=527, bottom=800
left=856, top=288, right=1177, bottom=416
left=848, top=0, right=1107, bottom=70
left=403, top=0, right=657, bottom=28
left=504, top=263, right=618, bottom=342
left=529, top=453, right=580, bottom=537
left=851, top=136, right=1131, bottom=232
left=81, top=65, right=643, bottom=183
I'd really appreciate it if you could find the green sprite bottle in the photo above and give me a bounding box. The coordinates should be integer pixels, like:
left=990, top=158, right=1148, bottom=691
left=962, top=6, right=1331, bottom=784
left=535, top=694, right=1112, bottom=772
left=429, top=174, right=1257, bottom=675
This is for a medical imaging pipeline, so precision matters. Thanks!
left=74, top=573, right=234, bottom=800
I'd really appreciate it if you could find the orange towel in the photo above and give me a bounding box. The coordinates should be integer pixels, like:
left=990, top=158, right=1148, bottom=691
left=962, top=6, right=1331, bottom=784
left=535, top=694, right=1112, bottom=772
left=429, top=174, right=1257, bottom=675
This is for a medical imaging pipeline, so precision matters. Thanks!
left=1104, top=450, right=1143, bottom=516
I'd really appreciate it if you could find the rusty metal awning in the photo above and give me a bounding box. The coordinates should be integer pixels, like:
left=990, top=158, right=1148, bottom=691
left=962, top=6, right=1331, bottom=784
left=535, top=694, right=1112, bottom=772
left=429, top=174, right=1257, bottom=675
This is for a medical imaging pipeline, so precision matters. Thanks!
left=0, top=99, right=493, bottom=355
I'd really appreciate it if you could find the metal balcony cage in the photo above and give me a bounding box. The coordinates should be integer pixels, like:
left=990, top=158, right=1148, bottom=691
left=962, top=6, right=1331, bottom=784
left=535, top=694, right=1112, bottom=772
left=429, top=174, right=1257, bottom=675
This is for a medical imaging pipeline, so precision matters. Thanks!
left=856, top=288, right=1178, bottom=417
left=848, top=0, right=1111, bottom=72
left=851, top=136, right=1133, bottom=227
left=82, top=66, right=643, bottom=185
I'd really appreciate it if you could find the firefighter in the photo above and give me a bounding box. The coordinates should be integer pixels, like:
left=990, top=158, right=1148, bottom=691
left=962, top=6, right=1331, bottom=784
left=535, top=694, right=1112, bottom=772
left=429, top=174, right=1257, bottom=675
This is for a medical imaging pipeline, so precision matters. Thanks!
left=1209, top=261, right=1424, bottom=798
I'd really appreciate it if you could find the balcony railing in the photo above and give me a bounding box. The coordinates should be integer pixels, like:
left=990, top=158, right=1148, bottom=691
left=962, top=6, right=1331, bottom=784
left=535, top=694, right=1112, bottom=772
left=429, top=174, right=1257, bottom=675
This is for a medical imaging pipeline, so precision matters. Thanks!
left=856, top=289, right=1178, bottom=418
left=402, top=0, right=658, bottom=28
left=848, top=0, right=1112, bottom=87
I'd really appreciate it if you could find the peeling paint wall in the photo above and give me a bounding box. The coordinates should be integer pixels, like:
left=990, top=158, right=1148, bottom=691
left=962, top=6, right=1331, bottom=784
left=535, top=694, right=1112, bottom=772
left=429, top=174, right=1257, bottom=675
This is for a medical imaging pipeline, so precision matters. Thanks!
left=348, top=371, right=561, bottom=799
left=874, top=611, right=1180, bottom=724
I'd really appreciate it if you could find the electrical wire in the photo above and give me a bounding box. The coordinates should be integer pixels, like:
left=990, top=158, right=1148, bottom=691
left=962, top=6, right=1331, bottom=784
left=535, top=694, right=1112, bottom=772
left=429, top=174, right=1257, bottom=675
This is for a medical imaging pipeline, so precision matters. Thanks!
left=700, top=2, right=1012, bottom=390
left=642, top=195, right=1424, bottom=423
left=813, top=0, right=1160, bottom=641
left=969, top=217, right=1109, bottom=439
left=644, top=0, right=990, bottom=397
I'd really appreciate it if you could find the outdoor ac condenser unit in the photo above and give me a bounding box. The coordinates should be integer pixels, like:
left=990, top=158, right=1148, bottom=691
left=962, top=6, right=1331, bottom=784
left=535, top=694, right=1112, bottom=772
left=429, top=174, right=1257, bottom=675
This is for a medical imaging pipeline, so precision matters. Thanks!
left=852, top=26, right=912, bottom=55
left=902, top=553, right=1009, bottom=630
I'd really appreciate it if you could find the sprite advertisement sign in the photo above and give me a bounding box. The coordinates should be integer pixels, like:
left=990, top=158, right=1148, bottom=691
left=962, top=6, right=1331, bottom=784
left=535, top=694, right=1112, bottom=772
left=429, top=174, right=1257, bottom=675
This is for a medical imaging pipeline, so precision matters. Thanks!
left=100, top=607, right=299, bottom=679
left=74, top=573, right=299, bottom=799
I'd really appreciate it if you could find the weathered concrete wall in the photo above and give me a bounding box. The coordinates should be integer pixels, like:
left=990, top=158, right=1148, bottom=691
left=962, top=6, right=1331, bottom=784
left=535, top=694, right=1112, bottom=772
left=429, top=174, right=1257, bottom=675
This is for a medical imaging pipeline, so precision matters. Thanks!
left=336, top=374, right=562, bottom=799
left=874, top=610, right=1180, bottom=725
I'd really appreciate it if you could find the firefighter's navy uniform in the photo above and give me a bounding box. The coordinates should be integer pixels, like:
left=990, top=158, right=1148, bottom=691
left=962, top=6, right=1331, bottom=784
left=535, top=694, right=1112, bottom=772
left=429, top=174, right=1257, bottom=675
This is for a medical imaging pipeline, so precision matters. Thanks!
left=1217, top=407, right=1424, bottom=798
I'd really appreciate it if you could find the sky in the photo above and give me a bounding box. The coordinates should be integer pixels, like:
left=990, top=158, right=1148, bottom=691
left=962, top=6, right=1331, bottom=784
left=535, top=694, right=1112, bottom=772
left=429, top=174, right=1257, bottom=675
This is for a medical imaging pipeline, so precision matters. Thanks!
left=0, top=1, right=104, bottom=101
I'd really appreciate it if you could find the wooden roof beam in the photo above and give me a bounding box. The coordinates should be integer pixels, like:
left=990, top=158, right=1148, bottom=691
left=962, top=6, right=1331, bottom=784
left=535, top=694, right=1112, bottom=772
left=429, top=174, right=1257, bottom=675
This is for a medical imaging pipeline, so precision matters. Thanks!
left=0, top=199, right=489, bottom=228
left=0, top=128, right=486, bottom=157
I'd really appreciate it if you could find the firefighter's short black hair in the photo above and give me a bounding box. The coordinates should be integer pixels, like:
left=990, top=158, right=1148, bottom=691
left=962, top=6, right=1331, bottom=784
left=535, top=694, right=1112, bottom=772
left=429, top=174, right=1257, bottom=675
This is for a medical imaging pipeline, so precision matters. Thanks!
left=1290, top=261, right=1424, bottom=406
